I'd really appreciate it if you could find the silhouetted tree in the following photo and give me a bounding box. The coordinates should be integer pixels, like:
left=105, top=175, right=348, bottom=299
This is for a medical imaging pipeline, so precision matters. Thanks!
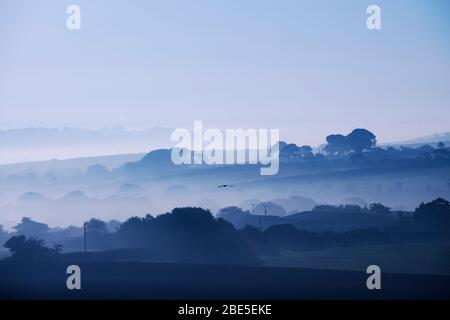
left=116, top=207, right=260, bottom=265
left=324, top=129, right=376, bottom=156
left=254, top=202, right=287, bottom=216
left=433, top=145, right=450, bottom=159
left=280, top=144, right=314, bottom=161
left=14, top=217, right=49, bottom=237
left=85, top=218, right=107, bottom=234
left=367, top=203, right=391, bottom=216
left=413, top=198, right=450, bottom=230
left=313, top=204, right=364, bottom=213
left=324, top=134, right=351, bottom=156
left=298, top=145, right=313, bottom=158
left=3, top=235, right=57, bottom=260
left=217, top=206, right=250, bottom=225
left=346, top=129, right=376, bottom=152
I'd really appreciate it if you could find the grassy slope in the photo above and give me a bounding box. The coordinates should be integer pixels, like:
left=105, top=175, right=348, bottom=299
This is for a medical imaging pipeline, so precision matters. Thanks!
left=262, top=242, right=450, bottom=275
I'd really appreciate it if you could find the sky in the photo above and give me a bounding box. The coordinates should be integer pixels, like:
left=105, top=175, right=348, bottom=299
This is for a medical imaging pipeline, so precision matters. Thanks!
left=1, top=0, right=449, bottom=148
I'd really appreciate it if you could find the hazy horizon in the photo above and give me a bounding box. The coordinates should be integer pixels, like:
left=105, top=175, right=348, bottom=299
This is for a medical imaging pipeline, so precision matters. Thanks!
left=1, top=125, right=449, bottom=165
left=1, top=0, right=450, bottom=151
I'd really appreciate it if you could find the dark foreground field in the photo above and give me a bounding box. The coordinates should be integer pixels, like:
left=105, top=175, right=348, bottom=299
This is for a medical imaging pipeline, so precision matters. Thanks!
left=0, top=261, right=449, bottom=300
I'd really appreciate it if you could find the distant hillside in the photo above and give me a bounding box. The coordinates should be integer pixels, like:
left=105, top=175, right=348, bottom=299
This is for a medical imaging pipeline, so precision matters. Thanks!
left=0, top=126, right=173, bottom=164
left=384, top=132, right=450, bottom=147
left=0, top=153, right=145, bottom=176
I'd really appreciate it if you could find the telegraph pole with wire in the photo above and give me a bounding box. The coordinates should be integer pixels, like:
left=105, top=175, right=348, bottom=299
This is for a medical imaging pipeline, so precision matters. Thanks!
left=83, top=222, right=87, bottom=253
left=259, top=216, right=262, bottom=233
left=250, top=203, right=256, bottom=215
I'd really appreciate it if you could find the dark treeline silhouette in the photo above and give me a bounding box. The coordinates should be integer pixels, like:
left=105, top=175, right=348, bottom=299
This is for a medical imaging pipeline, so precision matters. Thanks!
left=279, top=129, right=450, bottom=164
left=2, top=128, right=449, bottom=194
left=277, top=128, right=449, bottom=161
left=324, top=128, right=376, bottom=156
left=241, top=198, right=450, bottom=256
left=311, top=203, right=391, bottom=215
left=217, top=202, right=398, bottom=231
left=1, top=198, right=449, bottom=264
left=114, top=207, right=259, bottom=265
left=3, top=235, right=61, bottom=261
left=113, top=128, right=450, bottom=179
left=2, top=207, right=260, bottom=266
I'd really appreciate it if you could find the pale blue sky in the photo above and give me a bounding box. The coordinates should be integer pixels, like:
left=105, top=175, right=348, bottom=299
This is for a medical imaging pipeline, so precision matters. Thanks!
left=1, top=0, right=449, bottom=146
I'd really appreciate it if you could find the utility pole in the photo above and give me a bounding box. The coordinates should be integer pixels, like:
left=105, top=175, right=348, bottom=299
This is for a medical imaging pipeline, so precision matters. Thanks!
left=263, top=204, right=268, bottom=216
left=251, top=203, right=256, bottom=215
left=83, top=222, right=87, bottom=253
left=259, top=216, right=262, bottom=233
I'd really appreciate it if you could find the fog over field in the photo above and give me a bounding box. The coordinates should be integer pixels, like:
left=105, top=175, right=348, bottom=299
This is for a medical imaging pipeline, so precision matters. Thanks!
left=1, top=0, right=450, bottom=301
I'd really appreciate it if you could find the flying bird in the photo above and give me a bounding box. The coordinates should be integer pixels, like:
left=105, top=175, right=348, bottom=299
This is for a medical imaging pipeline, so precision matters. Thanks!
left=217, top=184, right=234, bottom=188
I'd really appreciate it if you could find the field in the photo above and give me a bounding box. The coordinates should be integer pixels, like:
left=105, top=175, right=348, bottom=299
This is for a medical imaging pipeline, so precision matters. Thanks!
left=0, top=261, right=449, bottom=300
left=262, top=242, right=450, bottom=275
left=0, top=249, right=9, bottom=261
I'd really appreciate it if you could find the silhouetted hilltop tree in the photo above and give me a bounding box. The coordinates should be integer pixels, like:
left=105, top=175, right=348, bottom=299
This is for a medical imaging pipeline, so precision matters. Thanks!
left=217, top=206, right=250, bottom=225
left=367, top=203, right=391, bottom=216
left=342, top=197, right=367, bottom=207
left=14, top=217, right=50, bottom=237
left=18, top=192, right=49, bottom=203
left=116, top=207, right=260, bottom=265
left=63, top=190, right=88, bottom=201
left=77, top=218, right=117, bottom=251
left=3, top=235, right=58, bottom=260
left=346, top=129, right=376, bottom=153
left=272, top=195, right=317, bottom=213
left=254, top=202, right=287, bottom=216
left=280, top=143, right=314, bottom=161
left=313, top=204, right=364, bottom=214
left=105, top=220, right=122, bottom=233
left=299, top=145, right=313, bottom=158
left=120, top=149, right=181, bottom=178
left=312, top=203, right=392, bottom=216
left=324, top=129, right=376, bottom=156
left=433, top=146, right=450, bottom=159
left=85, top=218, right=107, bottom=234
left=324, top=134, right=351, bottom=156
left=117, top=183, right=146, bottom=196
left=363, top=143, right=450, bottom=162
left=413, top=198, right=450, bottom=230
